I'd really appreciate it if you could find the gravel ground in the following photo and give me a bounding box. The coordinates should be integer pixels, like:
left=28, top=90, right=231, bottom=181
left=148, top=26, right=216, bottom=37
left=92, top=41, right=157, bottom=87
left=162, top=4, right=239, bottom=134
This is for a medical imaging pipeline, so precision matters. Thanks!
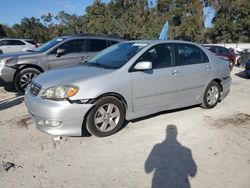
left=0, top=67, right=249, bottom=188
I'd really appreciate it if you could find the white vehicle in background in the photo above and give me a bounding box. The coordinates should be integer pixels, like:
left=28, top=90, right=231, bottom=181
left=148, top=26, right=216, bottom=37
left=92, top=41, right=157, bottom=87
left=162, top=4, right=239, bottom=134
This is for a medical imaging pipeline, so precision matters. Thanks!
left=0, top=38, right=39, bottom=54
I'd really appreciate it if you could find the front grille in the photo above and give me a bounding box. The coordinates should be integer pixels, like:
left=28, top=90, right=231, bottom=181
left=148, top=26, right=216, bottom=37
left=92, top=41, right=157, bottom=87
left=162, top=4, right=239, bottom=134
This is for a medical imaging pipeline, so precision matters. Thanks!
left=30, top=82, right=41, bottom=96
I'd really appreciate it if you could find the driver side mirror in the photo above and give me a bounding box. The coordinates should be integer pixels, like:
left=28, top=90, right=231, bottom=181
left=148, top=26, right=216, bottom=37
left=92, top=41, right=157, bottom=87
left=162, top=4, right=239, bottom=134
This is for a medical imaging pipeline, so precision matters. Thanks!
left=56, top=48, right=66, bottom=57
left=134, top=61, right=152, bottom=71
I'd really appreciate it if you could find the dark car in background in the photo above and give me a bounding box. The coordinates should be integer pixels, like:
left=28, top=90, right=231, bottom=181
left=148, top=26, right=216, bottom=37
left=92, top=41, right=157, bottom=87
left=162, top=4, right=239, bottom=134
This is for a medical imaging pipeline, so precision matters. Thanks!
left=0, top=34, right=124, bottom=94
left=204, top=45, right=236, bottom=71
left=245, top=59, right=250, bottom=78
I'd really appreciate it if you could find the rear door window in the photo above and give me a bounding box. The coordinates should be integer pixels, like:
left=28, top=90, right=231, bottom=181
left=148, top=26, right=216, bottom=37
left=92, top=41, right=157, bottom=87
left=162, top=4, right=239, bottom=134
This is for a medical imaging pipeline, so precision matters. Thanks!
left=86, top=39, right=108, bottom=52
left=176, top=44, right=208, bottom=65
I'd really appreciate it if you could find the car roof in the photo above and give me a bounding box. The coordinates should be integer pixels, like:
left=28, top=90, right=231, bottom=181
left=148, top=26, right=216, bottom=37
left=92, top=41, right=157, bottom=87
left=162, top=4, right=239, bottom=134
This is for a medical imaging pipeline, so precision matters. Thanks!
left=204, top=45, right=228, bottom=49
left=122, top=40, right=202, bottom=46
left=0, top=38, right=34, bottom=40
left=58, top=34, right=125, bottom=41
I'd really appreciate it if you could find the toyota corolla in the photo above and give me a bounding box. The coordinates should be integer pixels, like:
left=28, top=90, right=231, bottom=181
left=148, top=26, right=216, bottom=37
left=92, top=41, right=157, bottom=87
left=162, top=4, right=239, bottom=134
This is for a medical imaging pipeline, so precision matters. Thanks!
left=25, top=40, right=231, bottom=137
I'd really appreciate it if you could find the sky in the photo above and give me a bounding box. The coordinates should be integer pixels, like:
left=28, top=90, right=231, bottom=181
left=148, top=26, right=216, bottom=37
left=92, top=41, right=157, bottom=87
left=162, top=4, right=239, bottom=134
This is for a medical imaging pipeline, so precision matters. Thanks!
left=0, top=0, right=214, bottom=27
left=0, top=0, right=110, bottom=26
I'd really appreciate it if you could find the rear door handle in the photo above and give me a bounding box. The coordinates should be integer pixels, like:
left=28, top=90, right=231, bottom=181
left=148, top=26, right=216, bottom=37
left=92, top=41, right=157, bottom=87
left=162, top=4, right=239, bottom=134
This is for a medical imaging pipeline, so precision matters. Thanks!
left=172, top=70, right=179, bottom=76
left=205, top=66, right=211, bottom=71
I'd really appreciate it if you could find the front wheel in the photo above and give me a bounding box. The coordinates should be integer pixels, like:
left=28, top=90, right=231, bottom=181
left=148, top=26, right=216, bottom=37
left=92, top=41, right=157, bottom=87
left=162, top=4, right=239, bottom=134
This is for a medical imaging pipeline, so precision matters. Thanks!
left=201, top=81, right=221, bottom=109
left=86, top=96, right=125, bottom=137
left=14, top=68, right=41, bottom=94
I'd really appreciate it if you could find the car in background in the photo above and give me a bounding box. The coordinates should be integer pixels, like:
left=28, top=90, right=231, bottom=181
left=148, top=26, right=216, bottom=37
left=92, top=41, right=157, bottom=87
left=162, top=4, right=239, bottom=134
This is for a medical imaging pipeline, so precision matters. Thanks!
left=0, top=34, right=124, bottom=94
left=0, top=38, right=39, bottom=53
left=204, top=45, right=236, bottom=71
left=25, top=40, right=231, bottom=137
left=245, top=59, right=250, bottom=78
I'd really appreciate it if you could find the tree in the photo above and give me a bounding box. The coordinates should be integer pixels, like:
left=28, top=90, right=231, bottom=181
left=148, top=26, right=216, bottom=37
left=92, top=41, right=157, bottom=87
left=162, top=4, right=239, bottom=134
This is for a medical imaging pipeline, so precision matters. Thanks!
left=208, top=0, right=250, bottom=42
left=0, top=24, right=7, bottom=38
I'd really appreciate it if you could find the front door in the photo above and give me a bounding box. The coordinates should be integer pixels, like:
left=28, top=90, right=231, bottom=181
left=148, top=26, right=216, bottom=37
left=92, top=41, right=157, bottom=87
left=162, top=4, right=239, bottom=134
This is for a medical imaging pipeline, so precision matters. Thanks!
left=47, top=39, right=86, bottom=69
left=132, top=43, right=180, bottom=112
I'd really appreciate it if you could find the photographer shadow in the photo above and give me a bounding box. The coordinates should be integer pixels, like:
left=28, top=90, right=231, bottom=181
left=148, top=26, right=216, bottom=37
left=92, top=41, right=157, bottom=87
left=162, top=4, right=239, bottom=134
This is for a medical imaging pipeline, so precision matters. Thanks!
left=145, top=125, right=197, bottom=188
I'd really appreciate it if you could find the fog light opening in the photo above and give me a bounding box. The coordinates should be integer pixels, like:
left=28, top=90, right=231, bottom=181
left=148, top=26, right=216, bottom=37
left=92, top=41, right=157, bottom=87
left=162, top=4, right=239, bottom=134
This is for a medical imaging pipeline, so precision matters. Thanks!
left=38, top=120, right=62, bottom=127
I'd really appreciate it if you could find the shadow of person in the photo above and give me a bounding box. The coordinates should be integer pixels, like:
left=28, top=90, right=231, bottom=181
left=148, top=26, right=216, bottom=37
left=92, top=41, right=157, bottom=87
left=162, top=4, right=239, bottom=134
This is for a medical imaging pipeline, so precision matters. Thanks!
left=145, top=125, right=197, bottom=188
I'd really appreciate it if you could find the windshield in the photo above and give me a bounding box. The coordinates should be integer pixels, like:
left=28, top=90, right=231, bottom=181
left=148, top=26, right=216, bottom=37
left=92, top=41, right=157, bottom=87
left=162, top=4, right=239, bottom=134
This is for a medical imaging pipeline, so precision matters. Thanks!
left=85, top=42, right=148, bottom=69
left=34, top=38, right=65, bottom=53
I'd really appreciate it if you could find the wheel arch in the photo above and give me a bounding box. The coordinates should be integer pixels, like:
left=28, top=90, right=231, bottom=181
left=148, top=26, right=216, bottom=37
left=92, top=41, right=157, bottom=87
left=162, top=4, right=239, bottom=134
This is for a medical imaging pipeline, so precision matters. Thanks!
left=82, top=92, right=128, bottom=136
left=93, top=92, right=128, bottom=110
left=212, top=78, right=223, bottom=92
left=14, top=64, right=44, bottom=79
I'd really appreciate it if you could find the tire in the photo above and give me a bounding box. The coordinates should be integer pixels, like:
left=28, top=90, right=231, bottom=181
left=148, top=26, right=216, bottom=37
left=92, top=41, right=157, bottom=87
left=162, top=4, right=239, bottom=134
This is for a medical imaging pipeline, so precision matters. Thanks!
left=86, top=96, right=125, bottom=137
left=14, top=68, right=41, bottom=95
left=201, top=81, right=221, bottom=109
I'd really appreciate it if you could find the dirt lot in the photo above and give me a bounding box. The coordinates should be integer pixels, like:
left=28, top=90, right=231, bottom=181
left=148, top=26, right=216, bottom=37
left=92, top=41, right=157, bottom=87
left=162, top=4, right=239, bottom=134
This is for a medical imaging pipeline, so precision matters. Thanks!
left=0, top=67, right=250, bottom=188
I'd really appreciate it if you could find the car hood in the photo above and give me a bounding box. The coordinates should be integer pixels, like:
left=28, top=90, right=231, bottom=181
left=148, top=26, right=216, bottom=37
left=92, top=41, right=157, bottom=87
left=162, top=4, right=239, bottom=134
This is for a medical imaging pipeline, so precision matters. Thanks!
left=34, top=64, right=114, bottom=89
left=0, top=51, right=39, bottom=59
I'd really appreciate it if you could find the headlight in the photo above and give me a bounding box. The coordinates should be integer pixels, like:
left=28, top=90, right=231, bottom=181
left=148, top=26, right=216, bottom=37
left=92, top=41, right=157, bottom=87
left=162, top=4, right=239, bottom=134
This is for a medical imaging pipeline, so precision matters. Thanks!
left=0, top=59, right=5, bottom=66
left=5, top=58, right=18, bottom=65
left=41, top=85, right=79, bottom=100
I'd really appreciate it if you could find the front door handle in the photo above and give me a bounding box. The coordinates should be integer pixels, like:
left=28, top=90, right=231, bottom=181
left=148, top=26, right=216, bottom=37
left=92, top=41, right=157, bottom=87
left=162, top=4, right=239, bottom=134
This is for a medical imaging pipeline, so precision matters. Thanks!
left=205, top=66, right=211, bottom=71
left=172, top=70, right=179, bottom=76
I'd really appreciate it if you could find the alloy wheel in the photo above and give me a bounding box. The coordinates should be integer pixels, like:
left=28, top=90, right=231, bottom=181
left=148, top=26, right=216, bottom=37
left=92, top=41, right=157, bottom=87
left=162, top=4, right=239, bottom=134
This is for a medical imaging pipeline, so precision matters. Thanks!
left=94, top=103, right=121, bottom=132
left=206, top=86, right=219, bottom=106
left=20, top=72, right=38, bottom=91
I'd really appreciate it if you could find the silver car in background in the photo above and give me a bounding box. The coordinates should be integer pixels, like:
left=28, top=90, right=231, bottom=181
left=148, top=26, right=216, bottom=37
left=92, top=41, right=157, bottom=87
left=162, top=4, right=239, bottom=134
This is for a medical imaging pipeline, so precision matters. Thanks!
left=0, top=35, right=124, bottom=94
left=25, top=40, right=231, bottom=137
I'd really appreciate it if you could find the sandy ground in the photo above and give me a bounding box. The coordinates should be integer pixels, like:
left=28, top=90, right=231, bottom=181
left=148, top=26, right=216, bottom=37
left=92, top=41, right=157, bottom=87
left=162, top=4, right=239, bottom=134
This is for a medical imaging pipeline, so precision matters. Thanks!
left=0, top=67, right=249, bottom=188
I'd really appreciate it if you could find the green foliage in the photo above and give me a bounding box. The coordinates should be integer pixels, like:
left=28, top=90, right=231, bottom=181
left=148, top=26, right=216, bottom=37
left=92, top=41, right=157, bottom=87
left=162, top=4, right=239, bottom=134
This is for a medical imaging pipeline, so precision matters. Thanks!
left=1, top=0, right=249, bottom=43
left=208, top=0, right=250, bottom=42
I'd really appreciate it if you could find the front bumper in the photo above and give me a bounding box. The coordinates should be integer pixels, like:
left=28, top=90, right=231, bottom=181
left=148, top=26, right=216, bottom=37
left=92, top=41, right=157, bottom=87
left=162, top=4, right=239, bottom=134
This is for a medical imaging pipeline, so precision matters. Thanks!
left=220, top=77, right=231, bottom=100
left=0, top=65, right=16, bottom=83
left=25, top=89, right=94, bottom=136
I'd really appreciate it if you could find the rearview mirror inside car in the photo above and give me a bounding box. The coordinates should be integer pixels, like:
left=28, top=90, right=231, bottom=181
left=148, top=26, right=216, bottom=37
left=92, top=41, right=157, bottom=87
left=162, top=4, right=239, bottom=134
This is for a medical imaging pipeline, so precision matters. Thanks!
left=134, top=61, right=152, bottom=71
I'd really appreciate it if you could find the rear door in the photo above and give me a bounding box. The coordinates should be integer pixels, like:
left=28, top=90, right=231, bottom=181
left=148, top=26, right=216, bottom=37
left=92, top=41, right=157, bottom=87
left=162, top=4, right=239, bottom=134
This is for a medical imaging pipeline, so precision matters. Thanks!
left=132, top=43, right=180, bottom=112
left=175, top=43, right=211, bottom=104
left=47, top=39, right=86, bottom=69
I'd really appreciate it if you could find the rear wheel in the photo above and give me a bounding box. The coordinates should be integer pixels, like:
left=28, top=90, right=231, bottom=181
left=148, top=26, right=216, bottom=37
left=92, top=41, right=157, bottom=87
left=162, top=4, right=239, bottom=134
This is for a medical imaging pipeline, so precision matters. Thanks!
left=201, top=81, right=221, bottom=109
left=14, top=68, right=41, bottom=94
left=86, top=96, right=125, bottom=137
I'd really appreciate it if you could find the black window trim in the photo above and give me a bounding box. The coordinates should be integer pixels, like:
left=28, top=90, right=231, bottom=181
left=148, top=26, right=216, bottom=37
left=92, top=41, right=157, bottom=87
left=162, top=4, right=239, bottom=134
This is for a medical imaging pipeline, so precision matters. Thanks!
left=129, top=43, right=176, bottom=72
left=174, top=43, right=210, bottom=66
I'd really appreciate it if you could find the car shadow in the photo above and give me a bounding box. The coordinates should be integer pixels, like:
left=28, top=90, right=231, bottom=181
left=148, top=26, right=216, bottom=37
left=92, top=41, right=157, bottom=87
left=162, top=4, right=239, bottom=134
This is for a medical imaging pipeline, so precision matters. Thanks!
left=0, top=80, right=17, bottom=93
left=145, top=124, right=197, bottom=188
left=130, top=105, right=199, bottom=123
left=0, top=95, right=24, bottom=111
left=235, top=71, right=249, bottom=79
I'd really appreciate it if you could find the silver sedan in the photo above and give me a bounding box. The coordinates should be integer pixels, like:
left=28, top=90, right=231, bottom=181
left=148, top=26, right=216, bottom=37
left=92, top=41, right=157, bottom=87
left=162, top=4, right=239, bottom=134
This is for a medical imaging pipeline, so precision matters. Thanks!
left=25, top=40, right=231, bottom=137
